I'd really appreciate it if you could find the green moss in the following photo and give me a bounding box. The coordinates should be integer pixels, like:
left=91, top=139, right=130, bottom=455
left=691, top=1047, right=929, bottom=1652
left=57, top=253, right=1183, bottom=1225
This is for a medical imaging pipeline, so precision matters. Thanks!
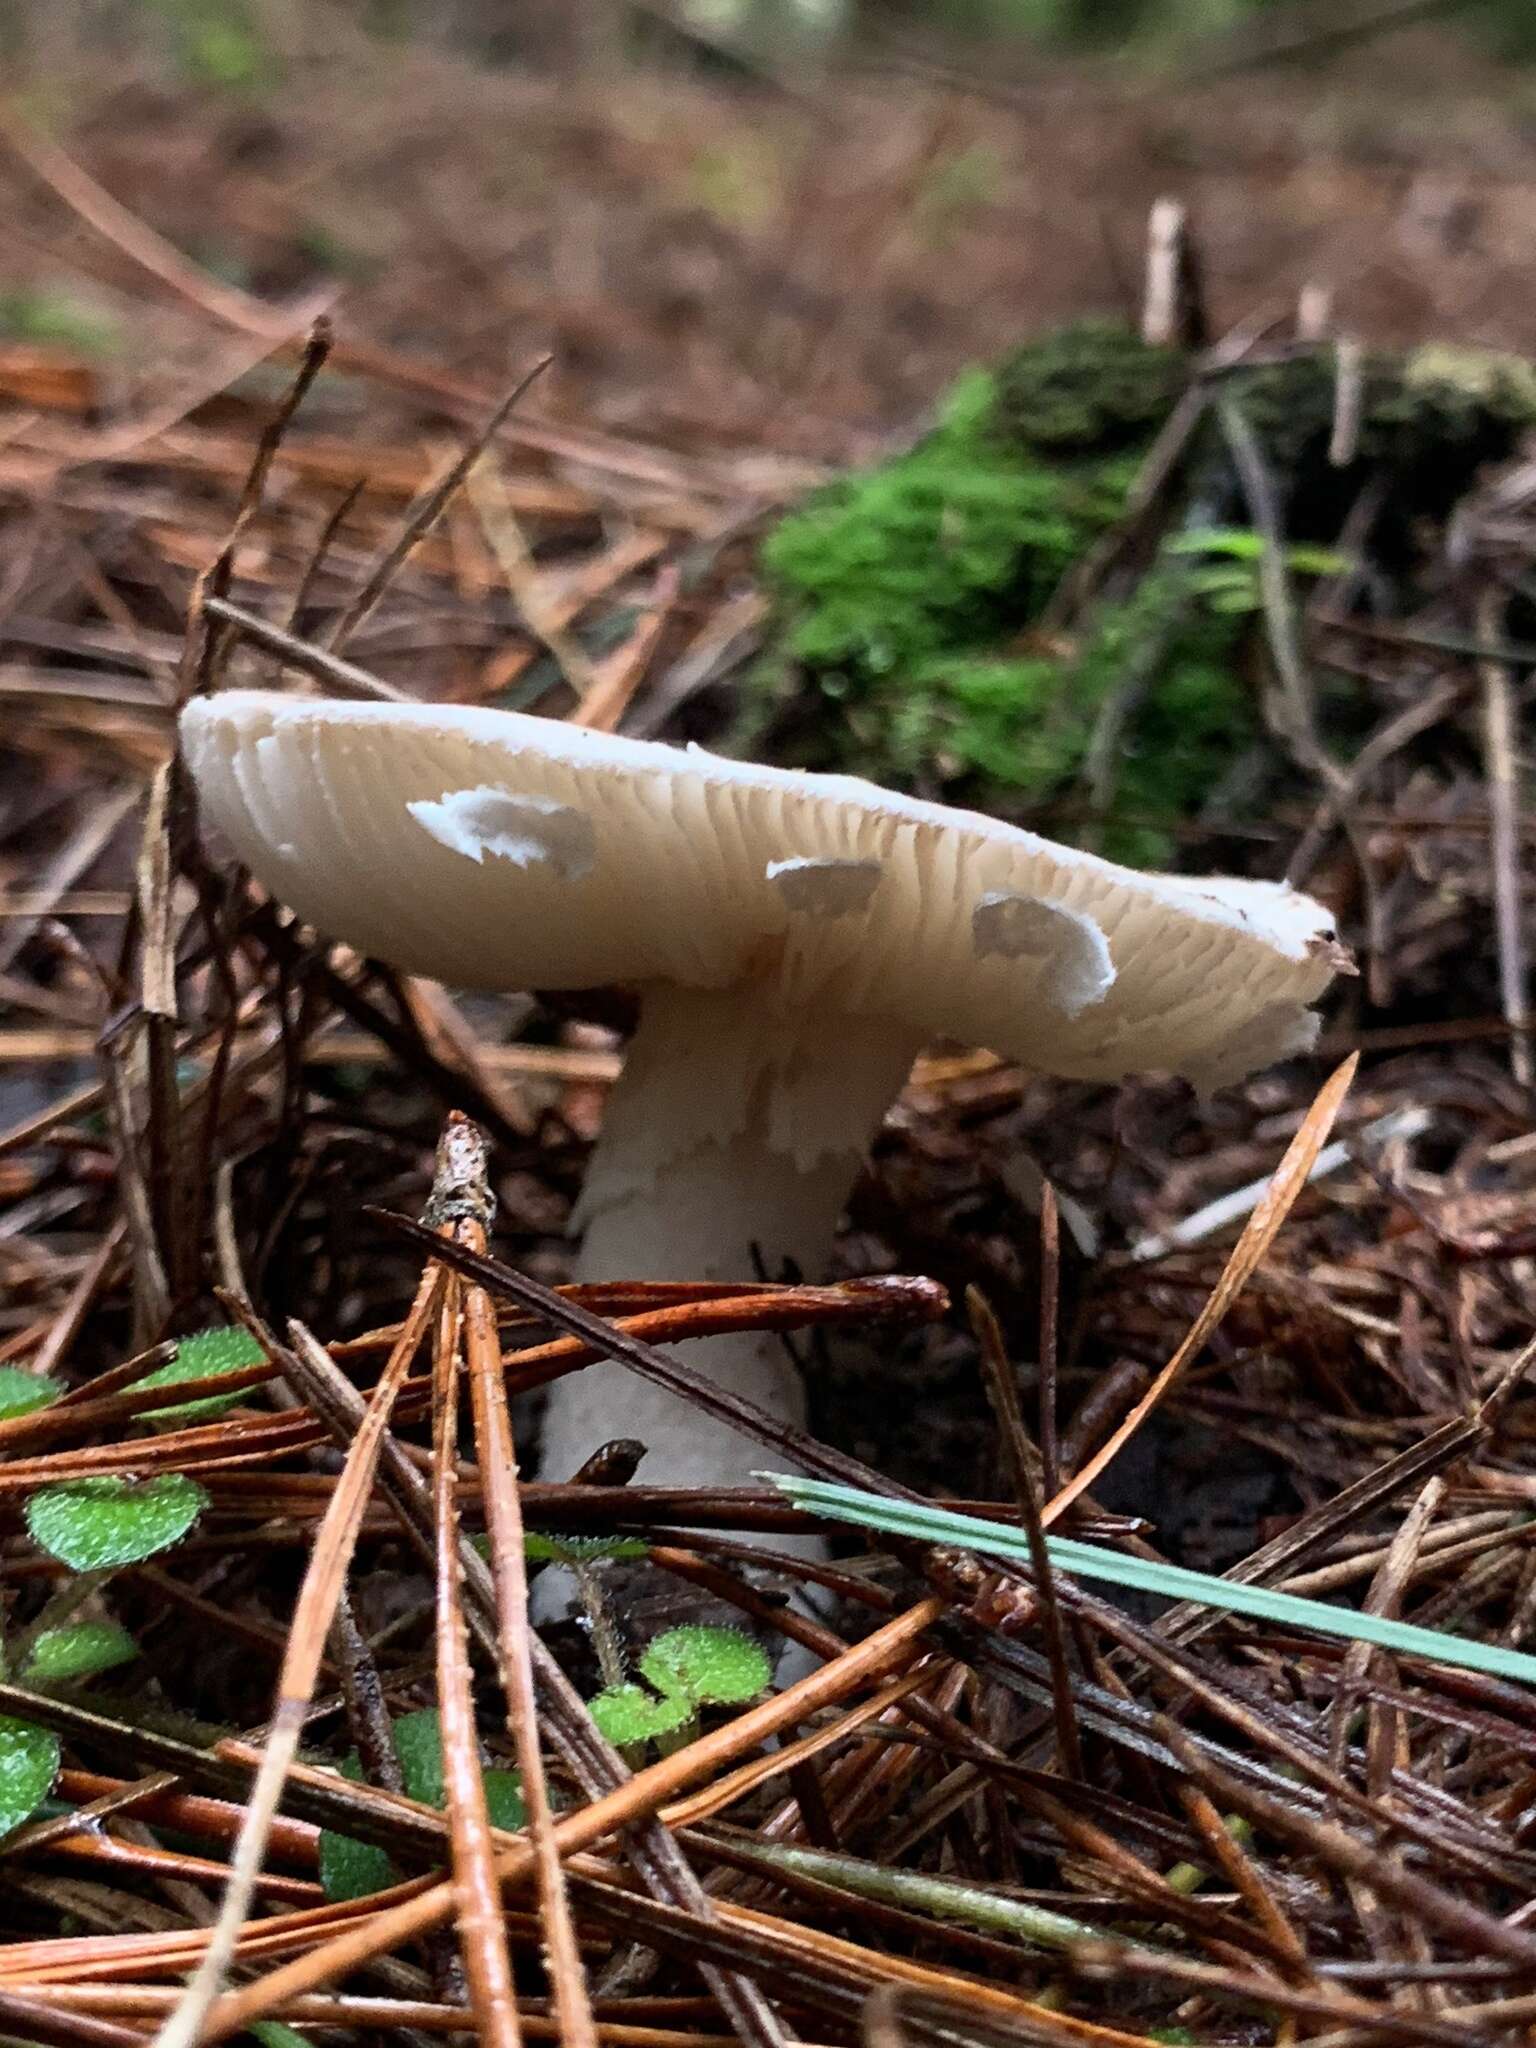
left=767, top=324, right=1178, bottom=685
left=909, top=570, right=1252, bottom=864
left=759, top=441, right=1135, bottom=686
left=755, top=328, right=1156, bottom=713
left=982, top=318, right=1185, bottom=455
left=748, top=321, right=1225, bottom=859
left=1220, top=344, right=1536, bottom=539
left=747, top=321, right=1536, bottom=866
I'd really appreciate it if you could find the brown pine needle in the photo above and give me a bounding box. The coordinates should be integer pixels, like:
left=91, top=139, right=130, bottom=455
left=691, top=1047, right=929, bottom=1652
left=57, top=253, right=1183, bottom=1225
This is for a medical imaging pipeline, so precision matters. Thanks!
left=0, top=107, right=333, bottom=341
left=200, top=1598, right=944, bottom=2039
left=967, top=1286, right=1082, bottom=1780
left=150, top=1264, right=445, bottom=2048
left=1044, top=1051, right=1359, bottom=1526
left=431, top=1244, right=523, bottom=2048
left=324, top=357, right=552, bottom=656
left=451, top=1116, right=598, bottom=2048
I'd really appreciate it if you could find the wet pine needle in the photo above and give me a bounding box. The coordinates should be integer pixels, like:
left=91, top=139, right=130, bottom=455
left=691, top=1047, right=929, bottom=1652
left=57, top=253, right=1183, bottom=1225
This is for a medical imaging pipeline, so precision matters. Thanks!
left=5, top=135, right=1536, bottom=2048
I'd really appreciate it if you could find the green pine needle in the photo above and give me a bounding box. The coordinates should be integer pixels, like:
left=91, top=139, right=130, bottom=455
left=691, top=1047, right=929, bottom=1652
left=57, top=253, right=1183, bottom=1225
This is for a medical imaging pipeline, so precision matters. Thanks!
left=766, top=1475, right=1536, bottom=1690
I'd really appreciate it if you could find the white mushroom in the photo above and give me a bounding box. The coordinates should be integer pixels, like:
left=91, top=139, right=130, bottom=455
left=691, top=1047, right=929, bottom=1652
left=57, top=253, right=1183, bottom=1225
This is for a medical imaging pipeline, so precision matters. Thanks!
left=180, top=691, right=1348, bottom=1504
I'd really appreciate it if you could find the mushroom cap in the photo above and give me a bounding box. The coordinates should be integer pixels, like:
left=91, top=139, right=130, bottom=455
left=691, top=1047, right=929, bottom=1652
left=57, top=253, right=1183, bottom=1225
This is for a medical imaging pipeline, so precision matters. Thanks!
left=180, top=690, right=1347, bottom=1092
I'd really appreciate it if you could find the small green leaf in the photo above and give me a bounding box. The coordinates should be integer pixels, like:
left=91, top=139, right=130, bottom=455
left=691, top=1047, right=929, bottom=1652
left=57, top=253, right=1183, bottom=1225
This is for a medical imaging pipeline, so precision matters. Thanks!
left=484, top=1768, right=525, bottom=1832
left=1168, top=527, right=1346, bottom=579
left=317, top=1825, right=394, bottom=1906
left=25, top=1474, right=208, bottom=1570
left=25, top=1621, right=138, bottom=1683
left=640, top=1626, right=772, bottom=1707
left=131, top=1324, right=265, bottom=1426
left=392, top=1707, right=523, bottom=1825
left=589, top=1684, right=693, bottom=1749
left=1283, top=543, right=1351, bottom=577
left=0, top=1367, right=64, bottom=1421
left=393, top=1708, right=445, bottom=1809
left=318, top=1709, right=522, bottom=1903
left=0, top=1717, right=60, bottom=1836
left=522, top=1531, right=648, bottom=1565
left=318, top=1751, right=394, bottom=1904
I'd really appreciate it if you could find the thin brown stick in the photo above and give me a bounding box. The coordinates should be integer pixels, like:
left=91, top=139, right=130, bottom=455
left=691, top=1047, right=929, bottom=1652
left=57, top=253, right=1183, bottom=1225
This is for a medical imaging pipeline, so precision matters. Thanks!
left=1478, top=587, right=1532, bottom=1089
left=179, top=318, right=335, bottom=705
left=1176, top=1780, right=1312, bottom=1977
left=1037, top=1182, right=1062, bottom=1497
left=0, top=1987, right=148, bottom=2048
left=325, top=359, right=551, bottom=655
left=1325, top=1475, right=1443, bottom=1777
left=148, top=1264, right=444, bottom=2048
left=967, top=1288, right=1082, bottom=1779
left=453, top=1118, right=597, bottom=2048
left=431, top=1237, right=522, bottom=2048
left=200, top=596, right=410, bottom=702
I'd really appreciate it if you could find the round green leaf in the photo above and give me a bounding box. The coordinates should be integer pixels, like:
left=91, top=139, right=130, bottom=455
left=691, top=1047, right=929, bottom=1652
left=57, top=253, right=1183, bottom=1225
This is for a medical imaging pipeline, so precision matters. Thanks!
left=317, top=1710, right=524, bottom=1902
left=589, top=1684, right=693, bottom=1749
left=131, top=1324, right=265, bottom=1426
left=318, top=1821, right=394, bottom=1904
left=25, top=1474, right=208, bottom=1570
left=394, top=1711, right=522, bottom=1824
left=318, top=1750, right=396, bottom=1904
left=0, top=1367, right=63, bottom=1422
left=393, top=1708, right=445, bottom=1809
left=484, top=1768, right=525, bottom=1832
left=0, top=1717, right=60, bottom=1837
left=25, top=1620, right=138, bottom=1683
left=639, top=1626, right=772, bottom=1707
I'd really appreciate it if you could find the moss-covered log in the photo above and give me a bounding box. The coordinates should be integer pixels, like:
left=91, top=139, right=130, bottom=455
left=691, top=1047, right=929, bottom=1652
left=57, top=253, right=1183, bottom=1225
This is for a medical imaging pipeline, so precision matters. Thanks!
left=745, top=321, right=1536, bottom=862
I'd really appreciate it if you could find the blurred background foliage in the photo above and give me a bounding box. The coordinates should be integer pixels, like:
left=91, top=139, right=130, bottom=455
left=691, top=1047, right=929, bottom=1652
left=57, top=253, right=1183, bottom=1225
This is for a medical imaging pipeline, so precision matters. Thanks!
left=6, top=0, right=1536, bottom=86
left=868, top=0, right=1536, bottom=62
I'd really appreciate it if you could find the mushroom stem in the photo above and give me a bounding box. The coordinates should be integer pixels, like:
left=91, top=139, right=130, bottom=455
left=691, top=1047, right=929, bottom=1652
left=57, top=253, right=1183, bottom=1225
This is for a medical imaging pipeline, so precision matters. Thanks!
left=534, top=982, right=923, bottom=1501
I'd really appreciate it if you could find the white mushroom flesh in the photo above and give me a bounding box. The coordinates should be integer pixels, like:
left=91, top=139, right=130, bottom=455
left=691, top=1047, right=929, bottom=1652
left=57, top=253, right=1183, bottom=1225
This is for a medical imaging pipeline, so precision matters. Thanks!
left=184, top=693, right=1341, bottom=1111
left=182, top=692, right=1347, bottom=1502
